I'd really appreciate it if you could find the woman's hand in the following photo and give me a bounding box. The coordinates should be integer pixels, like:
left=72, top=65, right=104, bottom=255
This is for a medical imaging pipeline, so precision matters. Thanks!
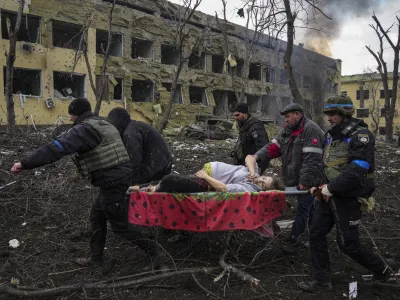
left=196, top=169, right=209, bottom=179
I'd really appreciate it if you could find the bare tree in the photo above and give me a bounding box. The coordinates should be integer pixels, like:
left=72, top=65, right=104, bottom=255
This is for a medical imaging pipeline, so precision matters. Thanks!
left=366, top=13, right=400, bottom=142
left=4, top=0, right=26, bottom=131
left=215, top=0, right=273, bottom=104
left=71, top=0, right=116, bottom=116
left=158, top=0, right=207, bottom=133
left=362, top=69, right=382, bottom=136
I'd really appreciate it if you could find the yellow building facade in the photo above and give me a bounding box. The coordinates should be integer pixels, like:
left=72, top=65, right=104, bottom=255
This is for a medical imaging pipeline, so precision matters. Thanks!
left=341, top=73, right=400, bottom=135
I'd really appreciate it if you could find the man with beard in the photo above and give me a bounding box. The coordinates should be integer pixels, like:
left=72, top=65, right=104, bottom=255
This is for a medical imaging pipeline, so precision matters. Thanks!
left=246, top=103, right=324, bottom=254
left=231, top=103, right=269, bottom=174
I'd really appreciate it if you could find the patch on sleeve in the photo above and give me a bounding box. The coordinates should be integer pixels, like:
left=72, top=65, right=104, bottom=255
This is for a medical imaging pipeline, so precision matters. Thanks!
left=251, top=131, right=258, bottom=139
left=312, top=138, right=319, bottom=145
left=358, top=133, right=369, bottom=144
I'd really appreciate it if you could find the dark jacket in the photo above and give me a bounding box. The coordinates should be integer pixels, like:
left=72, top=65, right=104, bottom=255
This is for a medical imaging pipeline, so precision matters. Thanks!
left=121, top=120, right=172, bottom=184
left=232, top=116, right=269, bottom=172
left=21, top=111, right=131, bottom=188
left=255, top=116, right=325, bottom=187
left=326, top=118, right=375, bottom=198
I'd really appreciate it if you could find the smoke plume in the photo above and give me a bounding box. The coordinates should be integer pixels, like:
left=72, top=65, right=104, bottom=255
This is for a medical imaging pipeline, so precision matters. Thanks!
left=304, top=0, right=382, bottom=56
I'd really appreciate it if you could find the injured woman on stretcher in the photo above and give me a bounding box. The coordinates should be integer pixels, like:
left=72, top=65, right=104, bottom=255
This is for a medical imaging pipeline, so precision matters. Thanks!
left=130, top=157, right=284, bottom=193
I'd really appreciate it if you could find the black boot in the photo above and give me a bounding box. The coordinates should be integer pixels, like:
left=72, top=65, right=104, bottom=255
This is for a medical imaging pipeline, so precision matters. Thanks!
left=298, top=280, right=333, bottom=292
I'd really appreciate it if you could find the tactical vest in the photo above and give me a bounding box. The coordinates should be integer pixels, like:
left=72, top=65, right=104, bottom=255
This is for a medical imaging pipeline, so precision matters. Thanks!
left=323, top=126, right=372, bottom=181
left=74, top=118, right=130, bottom=177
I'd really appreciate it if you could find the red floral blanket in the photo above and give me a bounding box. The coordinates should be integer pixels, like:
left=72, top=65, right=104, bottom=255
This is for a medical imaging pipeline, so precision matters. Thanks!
left=128, top=191, right=286, bottom=234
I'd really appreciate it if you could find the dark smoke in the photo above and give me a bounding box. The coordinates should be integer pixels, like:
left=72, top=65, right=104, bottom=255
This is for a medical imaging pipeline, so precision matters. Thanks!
left=304, top=0, right=383, bottom=56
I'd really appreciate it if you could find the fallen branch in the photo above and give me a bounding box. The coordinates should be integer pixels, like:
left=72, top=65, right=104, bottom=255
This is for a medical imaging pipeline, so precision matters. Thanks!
left=219, top=251, right=260, bottom=286
left=0, top=267, right=219, bottom=298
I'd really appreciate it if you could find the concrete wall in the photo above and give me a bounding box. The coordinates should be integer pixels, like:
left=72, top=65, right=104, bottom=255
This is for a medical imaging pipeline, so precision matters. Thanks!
left=0, top=0, right=341, bottom=128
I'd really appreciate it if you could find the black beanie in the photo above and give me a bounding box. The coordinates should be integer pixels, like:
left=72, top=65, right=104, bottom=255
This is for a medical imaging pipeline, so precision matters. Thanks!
left=68, top=98, right=92, bottom=116
left=234, top=103, right=249, bottom=114
left=107, top=107, right=132, bottom=135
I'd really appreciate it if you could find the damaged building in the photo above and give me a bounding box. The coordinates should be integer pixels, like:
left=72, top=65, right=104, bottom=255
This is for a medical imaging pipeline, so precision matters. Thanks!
left=0, top=0, right=341, bottom=128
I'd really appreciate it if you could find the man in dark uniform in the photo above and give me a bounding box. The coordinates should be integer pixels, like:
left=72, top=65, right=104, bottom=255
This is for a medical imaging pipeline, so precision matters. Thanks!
left=10, top=98, right=162, bottom=271
left=246, top=103, right=325, bottom=253
left=231, top=103, right=269, bottom=173
left=107, top=107, right=172, bottom=185
left=298, top=96, right=393, bottom=292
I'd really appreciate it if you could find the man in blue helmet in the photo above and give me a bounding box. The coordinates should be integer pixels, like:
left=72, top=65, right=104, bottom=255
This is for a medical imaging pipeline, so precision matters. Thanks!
left=298, top=95, right=393, bottom=292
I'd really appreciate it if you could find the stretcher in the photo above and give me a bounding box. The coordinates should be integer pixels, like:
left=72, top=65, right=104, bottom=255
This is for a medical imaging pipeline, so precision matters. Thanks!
left=127, top=189, right=308, bottom=237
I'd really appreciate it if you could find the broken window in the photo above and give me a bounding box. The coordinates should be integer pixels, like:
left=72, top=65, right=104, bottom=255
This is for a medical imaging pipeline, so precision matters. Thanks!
left=161, top=44, right=180, bottom=66
left=226, top=57, right=243, bottom=77
left=132, top=38, right=153, bottom=59
left=356, top=90, right=369, bottom=100
left=279, top=69, right=287, bottom=84
left=213, top=90, right=228, bottom=116
left=380, top=107, right=386, bottom=117
left=248, top=63, right=261, bottom=81
left=1, top=11, right=40, bottom=43
left=189, top=86, right=207, bottom=104
left=228, top=91, right=237, bottom=112
left=265, top=68, right=276, bottom=83
left=188, top=51, right=205, bottom=70
left=3, top=67, right=41, bottom=96
left=212, top=54, right=224, bottom=74
left=52, top=20, right=83, bottom=49
left=356, top=108, right=369, bottom=118
left=113, top=78, right=123, bottom=100
left=53, top=71, right=85, bottom=98
left=162, top=82, right=183, bottom=104
left=96, top=30, right=123, bottom=57
left=132, top=79, right=153, bottom=102
left=247, top=95, right=260, bottom=113
left=303, top=75, right=312, bottom=88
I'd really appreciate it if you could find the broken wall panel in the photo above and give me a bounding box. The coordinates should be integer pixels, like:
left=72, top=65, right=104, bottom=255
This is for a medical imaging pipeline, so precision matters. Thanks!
left=132, top=38, right=153, bottom=59
left=96, top=30, right=123, bottom=57
left=53, top=71, right=85, bottom=98
left=162, top=82, right=183, bottom=104
left=3, top=67, right=41, bottom=96
left=132, top=79, right=153, bottom=102
left=1, top=10, right=41, bottom=43
left=52, top=20, right=83, bottom=49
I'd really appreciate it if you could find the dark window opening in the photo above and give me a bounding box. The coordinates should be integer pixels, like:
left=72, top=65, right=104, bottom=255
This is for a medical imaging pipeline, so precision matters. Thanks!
left=213, top=90, right=227, bottom=116
left=189, top=86, right=207, bottom=104
left=1, top=11, right=40, bottom=43
left=356, top=108, right=369, bottom=118
left=52, top=20, right=83, bottom=50
left=96, top=30, right=123, bottom=57
left=3, top=67, right=41, bottom=96
left=380, top=107, right=386, bottom=117
left=53, top=71, right=85, bottom=98
left=279, top=69, right=287, bottom=84
left=379, top=127, right=385, bottom=135
left=162, top=82, right=183, bottom=104
left=356, top=90, right=370, bottom=100
left=342, top=91, right=348, bottom=96
left=113, top=78, right=123, bottom=100
left=266, top=68, right=276, bottom=83
left=132, top=80, right=153, bottom=102
left=188, top=51, right=205, bottom=70
left=96, top=75, right=109, bottom=100
left=247, top=95, right=259, bottom=113
left=132, top=38, right=153, bottom=59
left=228, top=91, right=238, bottom=112
left=248, top=63, right=261, bottom=81
left=380, top=89, right=393, bottom=99
left=303, top=75, right=312, bottom=88
left=226, top=57, right=243, bottom=77
left=161, top=44, right=180, bottom=66
left=212, top=54, right=224, bottom=74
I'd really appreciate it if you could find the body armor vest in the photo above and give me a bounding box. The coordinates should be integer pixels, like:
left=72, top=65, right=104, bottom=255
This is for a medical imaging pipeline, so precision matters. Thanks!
left=75, top=119, right=130, bottom=177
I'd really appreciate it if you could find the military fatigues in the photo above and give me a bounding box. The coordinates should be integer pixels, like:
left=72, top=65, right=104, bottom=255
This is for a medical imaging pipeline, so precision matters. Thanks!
left=232, top=116, right=269, bottom=173
left=309, top=118, right=387, bottom=283
left=21, top=112, right=159, bottom=262
left=256, top=116, right=325, bottom=242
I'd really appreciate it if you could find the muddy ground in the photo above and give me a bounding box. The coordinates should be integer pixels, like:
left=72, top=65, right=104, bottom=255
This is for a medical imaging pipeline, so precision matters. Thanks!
left=0, top=127, right=400, bottom=300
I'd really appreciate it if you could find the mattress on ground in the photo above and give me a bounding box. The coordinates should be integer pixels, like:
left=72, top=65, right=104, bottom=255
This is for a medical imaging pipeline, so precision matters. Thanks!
left=128, top=191, right=286, bottom=233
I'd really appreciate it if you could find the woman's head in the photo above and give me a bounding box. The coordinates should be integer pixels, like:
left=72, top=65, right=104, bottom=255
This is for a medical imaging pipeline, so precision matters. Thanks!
left=253, top=175, right=284, bottom=191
